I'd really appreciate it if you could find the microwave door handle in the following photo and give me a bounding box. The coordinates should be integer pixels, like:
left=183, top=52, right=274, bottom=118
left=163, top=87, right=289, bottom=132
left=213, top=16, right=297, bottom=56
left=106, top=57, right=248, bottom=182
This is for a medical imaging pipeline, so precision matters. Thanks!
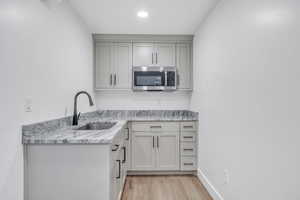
left=165, top=71, right=167, bottom=86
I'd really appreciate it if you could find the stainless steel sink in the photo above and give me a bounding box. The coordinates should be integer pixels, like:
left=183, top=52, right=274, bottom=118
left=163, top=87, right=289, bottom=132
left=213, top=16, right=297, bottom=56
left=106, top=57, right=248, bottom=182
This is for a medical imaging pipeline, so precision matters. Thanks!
left=75, top=122, right=117, bottom=131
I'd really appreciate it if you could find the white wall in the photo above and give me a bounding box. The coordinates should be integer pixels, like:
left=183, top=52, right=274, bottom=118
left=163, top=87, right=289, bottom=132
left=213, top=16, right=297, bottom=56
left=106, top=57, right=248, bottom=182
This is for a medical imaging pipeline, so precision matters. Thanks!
left=0, top=0, right=95, bottom=199
left=95, top=91, right=191, bottom=110
left=191, top=0, right=300, bottom=199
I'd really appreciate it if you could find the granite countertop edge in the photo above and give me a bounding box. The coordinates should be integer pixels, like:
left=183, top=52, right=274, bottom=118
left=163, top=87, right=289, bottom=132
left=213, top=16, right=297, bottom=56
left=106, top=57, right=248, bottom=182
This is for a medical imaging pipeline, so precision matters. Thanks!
left=22, top=110, right=198, bottom=145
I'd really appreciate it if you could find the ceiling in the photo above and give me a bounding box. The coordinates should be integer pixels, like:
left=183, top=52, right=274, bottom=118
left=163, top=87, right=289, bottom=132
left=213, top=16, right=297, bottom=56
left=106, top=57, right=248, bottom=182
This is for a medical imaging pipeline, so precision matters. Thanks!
left=68, top=0, right=220, bottom=34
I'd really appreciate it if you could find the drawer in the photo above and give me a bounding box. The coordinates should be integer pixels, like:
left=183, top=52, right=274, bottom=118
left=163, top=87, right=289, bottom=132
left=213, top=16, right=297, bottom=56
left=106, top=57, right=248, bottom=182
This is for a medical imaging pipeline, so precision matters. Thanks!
left=181, top=143, right=196, bottom=156
left=132, top=122, right=179, bottom=132
left=181, top=122, right=197, bottom=132
left=181, top=156, right=197, bottom=171
left=180, top=132, right=196, bottom=142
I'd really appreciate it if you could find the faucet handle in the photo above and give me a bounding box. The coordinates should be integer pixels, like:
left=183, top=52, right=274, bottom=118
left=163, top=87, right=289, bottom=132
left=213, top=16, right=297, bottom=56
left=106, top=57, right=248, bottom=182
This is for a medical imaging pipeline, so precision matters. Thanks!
left=77, top=112, right=81, bottom=121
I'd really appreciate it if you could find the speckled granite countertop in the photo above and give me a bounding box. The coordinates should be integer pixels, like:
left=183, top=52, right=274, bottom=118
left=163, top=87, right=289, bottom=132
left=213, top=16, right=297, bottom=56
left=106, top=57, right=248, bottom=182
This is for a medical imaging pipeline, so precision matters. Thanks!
left=22, top=110, right=198, bottom=145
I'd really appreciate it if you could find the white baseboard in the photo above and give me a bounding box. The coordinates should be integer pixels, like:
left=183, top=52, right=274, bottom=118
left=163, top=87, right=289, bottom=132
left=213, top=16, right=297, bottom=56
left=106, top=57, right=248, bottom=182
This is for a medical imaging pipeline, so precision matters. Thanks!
left=197, top=169, right=224, bottom=200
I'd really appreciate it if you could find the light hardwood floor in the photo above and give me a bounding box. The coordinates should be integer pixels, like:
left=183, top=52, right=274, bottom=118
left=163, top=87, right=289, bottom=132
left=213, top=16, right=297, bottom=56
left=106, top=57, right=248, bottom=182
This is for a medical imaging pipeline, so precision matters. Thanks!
left=121, top=175, right=213, bottom=200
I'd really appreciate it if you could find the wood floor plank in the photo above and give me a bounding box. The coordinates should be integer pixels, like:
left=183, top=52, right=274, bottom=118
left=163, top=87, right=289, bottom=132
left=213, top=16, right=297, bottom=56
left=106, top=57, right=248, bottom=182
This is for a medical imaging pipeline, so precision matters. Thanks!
left=121, top=175, right=213, bottom=200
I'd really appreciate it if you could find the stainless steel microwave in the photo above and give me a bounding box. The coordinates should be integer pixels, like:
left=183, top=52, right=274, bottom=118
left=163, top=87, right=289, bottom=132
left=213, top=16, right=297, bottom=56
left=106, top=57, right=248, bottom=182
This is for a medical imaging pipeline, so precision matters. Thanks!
left=132, top=66, right=177, bottom=91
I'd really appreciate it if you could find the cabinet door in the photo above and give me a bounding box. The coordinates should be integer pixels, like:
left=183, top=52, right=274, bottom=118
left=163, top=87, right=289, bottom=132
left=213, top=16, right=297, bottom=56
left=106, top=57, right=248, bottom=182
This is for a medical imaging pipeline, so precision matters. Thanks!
left=115, top=152, right=123, bottom=199
left=176, top=43, right=192, bottom=89
left=113, top=43, right=132, bottom=89
left=111, top=159, right=118, bottom=200
left=155, top=43, right=176, bottom=66
left=133, top=43, right=155, bottom=66
left=95, top=42, right=113, bottom=89
left=131, top=132, right=156, bottom=170
left=156, top=132, right=179, bottom=170
left=121, top=145, right=128, bottom=181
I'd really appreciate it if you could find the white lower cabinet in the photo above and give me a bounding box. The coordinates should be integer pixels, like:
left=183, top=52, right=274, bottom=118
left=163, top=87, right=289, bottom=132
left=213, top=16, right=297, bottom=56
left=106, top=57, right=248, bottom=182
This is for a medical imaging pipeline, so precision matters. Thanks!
left=180, top=122, right=197, bottom=171
left=24, top=121, right=197, bottom=200
left=111, top=151, right=121, bottom=200
left=131, top=132, right=156, bottom=170
left=156, top=133, right=179, bottom=170
left=131, top=121, right=197, bottom=172
left=25, top=126, right=128, bottom=200
left=131, top=132, right=179, bottom=171
left=131, top=122, right=182, bottom=171
left=111, top=142, right=128, bottom=200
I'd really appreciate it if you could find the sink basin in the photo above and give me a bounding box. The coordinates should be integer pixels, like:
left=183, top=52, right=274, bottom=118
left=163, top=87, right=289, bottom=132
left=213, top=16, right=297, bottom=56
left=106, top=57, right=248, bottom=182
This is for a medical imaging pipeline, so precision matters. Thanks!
left=76, top=122, right=117, bottom=131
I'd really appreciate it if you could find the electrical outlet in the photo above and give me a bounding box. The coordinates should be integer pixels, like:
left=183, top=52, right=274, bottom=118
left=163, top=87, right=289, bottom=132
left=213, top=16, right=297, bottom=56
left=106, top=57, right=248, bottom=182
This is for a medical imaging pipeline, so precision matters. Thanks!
left=25, top=98, right=32, bottom=113
left=224, top=169, right=229, bottom=185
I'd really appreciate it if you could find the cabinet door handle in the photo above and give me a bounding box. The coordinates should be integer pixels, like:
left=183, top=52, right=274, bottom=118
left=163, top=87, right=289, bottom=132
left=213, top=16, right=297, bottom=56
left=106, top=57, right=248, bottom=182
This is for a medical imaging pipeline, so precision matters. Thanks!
left=114, top=74, right=117, bottom=85
left=152, top=53, right=154, bottom=64
left=156, top=53, right=158, bottom=64
left=183, top=125, right=194, bottom=129
left=110, top=74, right=113, bottom=86
left=183, top=148, right=194, bottom=151
left=125, top=128, right=129, bottom=140
left=116, top=160, right=121, bottom=179
left=183, top=136, right=193, bottom=139
left=183, top=163, right=194, bottom=166
left=177, top=74, right=180, bottom=86
left=153, top=136, right=155, bottom=148
left=122, top=147, right=126, bottom=163
left=157, top=136, right=159, bottom=148
left=150, top=125, right=162, bottom=129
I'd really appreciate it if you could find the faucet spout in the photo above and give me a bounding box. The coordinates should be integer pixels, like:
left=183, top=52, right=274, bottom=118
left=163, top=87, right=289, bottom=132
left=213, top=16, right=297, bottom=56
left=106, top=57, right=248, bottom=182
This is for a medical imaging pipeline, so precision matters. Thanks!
left=72, top=91, right=94, bottom=126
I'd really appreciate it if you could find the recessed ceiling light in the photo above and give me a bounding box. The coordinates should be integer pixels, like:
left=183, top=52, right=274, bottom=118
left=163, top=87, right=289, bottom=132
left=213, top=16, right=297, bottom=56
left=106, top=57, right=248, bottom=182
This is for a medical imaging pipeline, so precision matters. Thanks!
left=137, top=10, right=149, bottom=18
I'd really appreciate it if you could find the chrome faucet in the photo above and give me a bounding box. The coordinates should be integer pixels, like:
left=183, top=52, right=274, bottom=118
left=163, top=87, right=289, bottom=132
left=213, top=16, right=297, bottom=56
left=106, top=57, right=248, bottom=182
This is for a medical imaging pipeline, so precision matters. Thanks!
left=72, top=91, right=94, bottom=126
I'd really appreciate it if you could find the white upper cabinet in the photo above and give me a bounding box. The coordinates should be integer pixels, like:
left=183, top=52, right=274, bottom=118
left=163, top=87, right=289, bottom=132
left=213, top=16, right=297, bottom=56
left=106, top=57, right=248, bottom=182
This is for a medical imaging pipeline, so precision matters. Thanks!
left=113, top=43, right=132, bottom=89
left=156, top=43, right=176, bottom=66
left=176, top=43, right=192, bottom=90
left=95, top=42, right=132, bottom=90
left=133, top=43, right=175, bottom=66
left=132, top=43, right=155, bottom=66
left=94, top=35, right=193, bottom=91
left=95, top=43, right=113, bottom=89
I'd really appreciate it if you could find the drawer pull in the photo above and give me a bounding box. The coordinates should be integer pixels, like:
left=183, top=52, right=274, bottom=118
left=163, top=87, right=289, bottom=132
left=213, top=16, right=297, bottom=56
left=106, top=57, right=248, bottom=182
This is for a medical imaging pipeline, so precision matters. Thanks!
left=116, top=160, right=121, bottom=179
left=183, top=125, right=194, bottom=129
left=183, top=136, right=193, bottom=139
left=125, top=128, right=130, bottom=140
left=150, top=125, right=162, bottom=129
left=122, top=147, right=126, bottom=163
left=183, top=148, right=194, bottom=151
left=183, top=163, right=194, bottom=166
